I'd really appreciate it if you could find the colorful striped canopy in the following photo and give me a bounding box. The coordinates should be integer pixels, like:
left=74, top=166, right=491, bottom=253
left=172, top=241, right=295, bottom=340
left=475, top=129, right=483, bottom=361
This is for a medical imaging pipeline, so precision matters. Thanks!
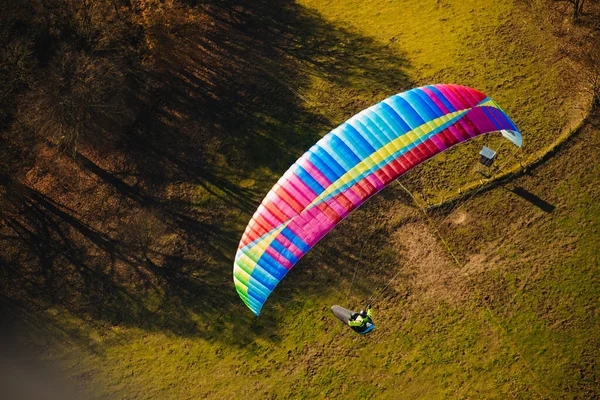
left=234, top=84, right=521, bottom=315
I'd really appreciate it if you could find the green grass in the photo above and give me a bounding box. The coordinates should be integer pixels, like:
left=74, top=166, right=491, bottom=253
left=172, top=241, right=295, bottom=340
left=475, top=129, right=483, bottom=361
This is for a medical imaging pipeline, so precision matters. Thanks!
left=298, top=0, right=581, bottom=201
left=11, top=1, right=599, bottom=399
left=432, top=118, right=600, bottom=397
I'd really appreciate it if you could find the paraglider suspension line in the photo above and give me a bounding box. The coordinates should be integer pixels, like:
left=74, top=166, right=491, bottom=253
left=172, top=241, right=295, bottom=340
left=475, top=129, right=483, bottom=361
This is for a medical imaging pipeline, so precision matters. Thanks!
left=396, top=173, right=551, bottom=398
left=366, top=258, right=410, bottom=305
left=434, top=145, right=522, bottom=229
left=346, top=247, right=361, bottom=301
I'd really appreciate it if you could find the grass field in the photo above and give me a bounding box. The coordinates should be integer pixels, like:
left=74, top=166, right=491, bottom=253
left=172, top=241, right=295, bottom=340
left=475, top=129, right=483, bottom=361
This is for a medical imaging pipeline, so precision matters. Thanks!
left=2, top=0, right=599, bottom=399
left=20, top=118, right=599, bottom=398
left=297, top=0, right=584, bottom=202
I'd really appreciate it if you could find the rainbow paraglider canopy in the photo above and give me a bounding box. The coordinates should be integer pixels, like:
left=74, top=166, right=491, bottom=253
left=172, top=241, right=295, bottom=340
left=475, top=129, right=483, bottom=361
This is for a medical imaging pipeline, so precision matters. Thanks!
left=234, top=84, right=521, bottom=315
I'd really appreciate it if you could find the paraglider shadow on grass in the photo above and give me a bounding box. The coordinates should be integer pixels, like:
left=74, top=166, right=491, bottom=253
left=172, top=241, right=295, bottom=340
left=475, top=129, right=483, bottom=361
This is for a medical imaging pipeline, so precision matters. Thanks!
left=0, top=0, right=413, bottom=347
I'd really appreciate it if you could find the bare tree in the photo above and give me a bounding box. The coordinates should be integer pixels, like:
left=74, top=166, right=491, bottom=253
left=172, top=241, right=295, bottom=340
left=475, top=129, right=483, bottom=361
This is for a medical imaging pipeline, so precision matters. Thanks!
left=19, top=47, right=125, bottom=154
left=586, top=53, right=600, bottom=108
left=553, top=0, right=587, bottom=22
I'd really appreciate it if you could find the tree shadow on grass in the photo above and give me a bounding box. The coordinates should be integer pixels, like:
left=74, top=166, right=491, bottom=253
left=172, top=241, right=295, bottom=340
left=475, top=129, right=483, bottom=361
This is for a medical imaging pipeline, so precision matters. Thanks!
left=1, top=0, right=413, bottom=348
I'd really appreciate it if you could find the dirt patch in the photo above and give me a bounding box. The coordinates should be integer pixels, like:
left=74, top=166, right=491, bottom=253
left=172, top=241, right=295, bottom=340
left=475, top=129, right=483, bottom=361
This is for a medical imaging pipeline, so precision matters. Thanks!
left=390, top=222, right=469, bottom=306
left=451, top=210, right=469, bottom=225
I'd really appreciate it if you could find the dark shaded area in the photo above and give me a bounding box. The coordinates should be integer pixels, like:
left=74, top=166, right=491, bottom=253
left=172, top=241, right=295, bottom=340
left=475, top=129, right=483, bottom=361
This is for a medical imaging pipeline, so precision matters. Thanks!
left=0, top=0, right=412, bottom=346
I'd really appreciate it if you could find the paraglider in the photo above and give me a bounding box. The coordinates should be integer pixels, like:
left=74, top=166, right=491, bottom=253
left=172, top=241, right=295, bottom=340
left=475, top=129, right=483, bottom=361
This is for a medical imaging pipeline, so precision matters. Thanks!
left=233, top=84, right=522, bottom=317
left=331, top=304, right=374, bottom=334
